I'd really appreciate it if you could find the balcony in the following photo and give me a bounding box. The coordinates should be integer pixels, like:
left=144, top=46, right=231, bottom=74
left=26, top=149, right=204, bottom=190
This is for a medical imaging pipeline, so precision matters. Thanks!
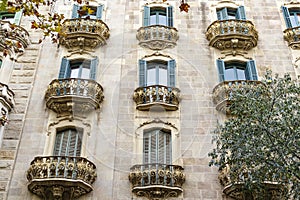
left=212, top=80, right=261, bottom=114
left=26, top=156, right=97, bottom=200
left=0, top=20, right=29, bottom=59
left=129, top=163, right=185, bottom=199
left=136, top=25, right=179, bottom=50
left=45, top=78, right=104, bottom=114
left=219, top=167, right=285, bottom=200
left=133, top=85, right=180, bottom=111
left=0, top=82, right=15, bottom=111
left=283, top=27, right=300, bottom=49
left=206, top=20, right=258, bottom=51
left=59, top=18, right=110, bottom=49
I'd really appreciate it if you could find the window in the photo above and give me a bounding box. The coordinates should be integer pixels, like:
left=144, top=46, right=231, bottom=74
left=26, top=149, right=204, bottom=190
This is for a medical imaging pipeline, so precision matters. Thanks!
left=139, top=59, right=175, bottom=87
left=72, top=4, right=103, bottom=19
left=0, top=59, right=2, bottom=69
left=282, top=6, right=300, bottom=28
left=143, top=129, right=171, bottom=164
left=217, top=6, right=246, bottom=20
left=143, top=6, right=173, bottom=26
left=217, top=59, right=258, bottom=82
left=59, top=57, right=98, bottom=79
left=53, top=128, right=82, bottom=156
left=0, top=10, right=22, bottom=25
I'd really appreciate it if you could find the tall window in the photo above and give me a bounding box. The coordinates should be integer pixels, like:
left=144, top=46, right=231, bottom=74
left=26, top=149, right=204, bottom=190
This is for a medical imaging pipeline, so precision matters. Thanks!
left=143, top=129, right=172, bottom=164
left=59, top=57, right=98, bottom=80
left=53, top=128, right=82, bottom=157
left=139, top=59, right=176, bottom=87
left=217, top=6, right=246, bottom=20
left=217, top=59, right=258, bottom=82
left=72, top=4, right=103, bottom=19
left=282, top=6, right=300, bottom=28
left=143, top=6, right=173, bottom=26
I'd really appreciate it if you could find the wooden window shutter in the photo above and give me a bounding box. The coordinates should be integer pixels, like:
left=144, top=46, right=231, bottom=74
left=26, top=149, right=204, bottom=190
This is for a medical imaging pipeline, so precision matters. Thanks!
left=143, top=6, right=150, bottom=26
left=139, top=59, right=147, bottom=87
left=236, top=6, right=246, bottom=20
left=167, top=6, right=173, bottom=27
left=216, top=59, right=225, bottom=82
left=90, top=57, right=98, bottom=80
left=72, top=4, right=80, bottom=18
left=168, top=59, right=176, bottom=87
left=96, top=5, right=104, bottom=19
left=282, top=6, right=292, bottom=28
left=59, top=58, right=70, bottom=79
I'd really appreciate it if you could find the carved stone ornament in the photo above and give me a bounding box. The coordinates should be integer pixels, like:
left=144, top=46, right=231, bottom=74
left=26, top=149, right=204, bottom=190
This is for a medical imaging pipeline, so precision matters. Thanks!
left=0, top=20, right=29, bottom=60
left=59, top=18, right=110, bottom=50
left=0, top=82, right=15, bottom=111
left=283, top=27, right=300, bottom=49
left=212, top=80, right=262, bottom=114
left=139, top=118, right=178, bottom=130
left=129, top=163, right=185, bottom=199
left=218, top=167, right=285, bottom=200
left=45, top=78, right=104, bottom=115
left=137, top=25, right=179, bottom=50
left=206, top=20, right=258, bottom=52
left=26, top=156, right=97, bottom=200
left=133, top=85, right=180, bottom=111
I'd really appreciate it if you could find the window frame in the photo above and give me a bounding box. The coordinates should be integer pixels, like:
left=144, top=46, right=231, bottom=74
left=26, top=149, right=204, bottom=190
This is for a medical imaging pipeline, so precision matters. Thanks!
left=282, top=6, right=300, bottom=28
left=143, top=5, right=173, bottom=27
left=0, top=10, right=22, bottom=25
left=72, top=4, right=103, bottom=19
left=217, top=6, right=246, bottom=20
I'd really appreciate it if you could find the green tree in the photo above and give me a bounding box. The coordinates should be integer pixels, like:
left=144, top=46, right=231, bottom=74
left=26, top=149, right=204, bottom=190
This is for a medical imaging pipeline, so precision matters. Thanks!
left=209, top=72, right=300, bottom=199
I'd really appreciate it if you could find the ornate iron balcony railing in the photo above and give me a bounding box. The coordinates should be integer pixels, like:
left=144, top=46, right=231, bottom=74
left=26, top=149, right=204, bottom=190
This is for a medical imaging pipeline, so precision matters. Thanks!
left=133, top=85, right=180, bottom=111
left=136, top=25, right=179, bottom=50
left=59, top=18, right=110, bottom=49
left=206, top=19, right=258, bottom=51
left=45, top=78, right=104, bottom=114
left=212, top=80, right=262, bottom=114
left=283, top=26, right=300, bottom=49
left=26, top=156, right=97, bottom=200
left=0, top=82, right=14, bottom=111
left=129, top=163, right=185, bottom=199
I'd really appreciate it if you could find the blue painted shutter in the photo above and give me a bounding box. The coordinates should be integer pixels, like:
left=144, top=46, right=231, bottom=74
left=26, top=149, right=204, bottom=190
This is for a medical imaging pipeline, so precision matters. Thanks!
left=217, top=59, right=225, bottom=82
left=168, top=59, right=176, bottom=87
left=143, top=6, right=150, bottom=26
left=217, top=8, right=228, bottom=20
left=72, top=4, right=80, bottom=18
left=59, top=58, right=70, bottom=79
left=236, top=6, right=246, bottom=20
left=139, top=60, right=146, bottom=87
left=90, top=57, right=98, bottom=80
left=282, top=6, right=292, bottom=28
left=246, top=60, right=258, bottom=80
left=96, top=5, right=103, bottom=19
left=167, top=6, right=173, bottom=27
left=13, top=10, right=22, bottom=25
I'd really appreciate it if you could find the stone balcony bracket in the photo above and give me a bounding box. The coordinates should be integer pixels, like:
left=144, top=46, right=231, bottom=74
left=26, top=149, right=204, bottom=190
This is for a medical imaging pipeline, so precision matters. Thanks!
left=0, top=82, right=15, bottom=111
left=206, top=19, right=258, bottom=51
left=129, top=163, right=185, bottom=199
left=59, top=18, right=110, bottom=50
left=0, top=20, right=30, bottom=60
left=212, top=80, right=262, bottom=114
left=283, top=26, right=300, bottom=49
left=133, top=85, right=180, bottom=111
left=26, top=156, right=97, bottom=200
left=45, top=78, right=104, bottom=115
left=136, top=25, right=179, bottom=50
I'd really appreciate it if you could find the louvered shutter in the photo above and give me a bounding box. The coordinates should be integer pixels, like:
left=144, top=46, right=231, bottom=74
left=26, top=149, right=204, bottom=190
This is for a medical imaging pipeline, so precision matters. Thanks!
left=217, top=8, right=228, bottom=20
left=167, top=6, right=173, bottom=27
left=165, top=132, right=171, bottom=164
left=143, top=133, right=150, bottom=163
left=59, top=58, right=70, bottom=79
left=72, top=4, right=80, bottom=18
left=13, top=10, right=22, bottom=25
left=217, top=59, right=225, bottom=82
left=96, top=5, right=103, bottom=19
left=246, top=60, right=258, bottom=80
left=236, top=6, right=246, bottom=20
left=143, top=6, right=150, bottom=26
left=54, top=129, right=82, bottom=157
left=282, top=6, right=292, bottom=28
left=168, top=60, right=176, bottom=87
left=89, top=57, right=98, bottom=80
left=139, top=60, right=147, bottom=87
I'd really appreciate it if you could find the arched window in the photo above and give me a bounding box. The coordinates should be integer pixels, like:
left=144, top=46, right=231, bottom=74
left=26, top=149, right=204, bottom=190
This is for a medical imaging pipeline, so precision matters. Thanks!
left=53, top=128, right=83, bottom=157
left=143, top=129, right=172, bottom=164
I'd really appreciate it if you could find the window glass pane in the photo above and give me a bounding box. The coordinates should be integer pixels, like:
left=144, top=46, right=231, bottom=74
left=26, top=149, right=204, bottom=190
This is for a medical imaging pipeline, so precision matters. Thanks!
left=290, top=15, right=298, bottom=27
left=70, top=67, right=80, bottom=78
left=150, top=7, right=166, bottom=25
left=147, top=66, right=156, bottom=86
left=81, top=67, right=90, bottom=79
left=158, top=15, right=167, bottom=25
left=150, top=15, right=156, bottom=25
left=224, top=67, right=236, bottom=81
left=158, top=66, right=167, bottom=85
left=236, top=68, right=246, bottom=80
left=227, top=9, right=237, bottom=19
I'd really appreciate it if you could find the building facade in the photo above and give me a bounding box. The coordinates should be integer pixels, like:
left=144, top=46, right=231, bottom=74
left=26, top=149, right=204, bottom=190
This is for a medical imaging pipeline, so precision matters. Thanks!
left=0, top=0, right=298, bottom=199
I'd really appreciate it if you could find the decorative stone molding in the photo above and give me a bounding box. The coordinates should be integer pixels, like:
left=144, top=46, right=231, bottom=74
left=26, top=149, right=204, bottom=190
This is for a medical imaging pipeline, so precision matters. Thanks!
left=219, top=167, right=285, bottom=200
left=206, top=20, right=258, bottom=52
left=59, top=19, right=110, bottom=50
left=136, top=25, right=179, bottom=50
left=129, top=163, right=185, bottom=199
left=212, top=80, right=262, bottom=114
left=0, top=82, right=15, bottom=111
left=45, top=78, right=104, bottom=115
left=0, top=20, right=30, bottom=60
left=139, top=118, right=178, bottom=131
left=26, top=156, right=97, bottom=200
left=133, top=85, right=180, bottom=111
left=283, top=27, right=300, bottom=49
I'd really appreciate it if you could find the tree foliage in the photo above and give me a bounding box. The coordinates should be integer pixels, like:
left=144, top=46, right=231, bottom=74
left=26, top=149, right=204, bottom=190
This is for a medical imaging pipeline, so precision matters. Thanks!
left=209, top=72, right=300, bottom=199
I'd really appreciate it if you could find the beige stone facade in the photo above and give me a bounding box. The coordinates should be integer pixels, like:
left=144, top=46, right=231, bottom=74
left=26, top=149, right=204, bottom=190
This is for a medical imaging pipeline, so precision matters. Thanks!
left=0, top=0, right=297, bottom=199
